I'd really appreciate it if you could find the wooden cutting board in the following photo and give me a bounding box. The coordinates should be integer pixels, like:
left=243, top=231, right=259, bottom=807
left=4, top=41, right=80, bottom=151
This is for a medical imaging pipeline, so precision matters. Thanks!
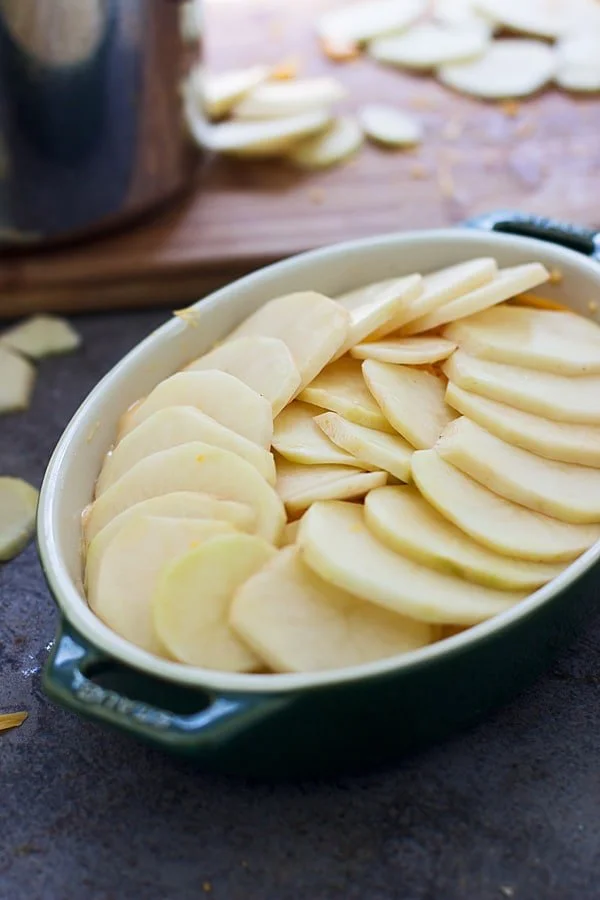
left=2, top=0, right=600, bottom=317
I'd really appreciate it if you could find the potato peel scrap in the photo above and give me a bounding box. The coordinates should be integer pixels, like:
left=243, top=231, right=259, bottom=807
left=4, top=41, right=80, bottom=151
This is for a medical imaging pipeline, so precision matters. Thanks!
left=0, top=711, right=28, bottom=732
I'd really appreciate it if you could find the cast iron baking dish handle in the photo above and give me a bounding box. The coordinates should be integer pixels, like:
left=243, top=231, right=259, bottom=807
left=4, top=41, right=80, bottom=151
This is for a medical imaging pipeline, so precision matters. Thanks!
left=43, top=620, right=288, bottom=750
left=466, top=209, right=600, bottom=259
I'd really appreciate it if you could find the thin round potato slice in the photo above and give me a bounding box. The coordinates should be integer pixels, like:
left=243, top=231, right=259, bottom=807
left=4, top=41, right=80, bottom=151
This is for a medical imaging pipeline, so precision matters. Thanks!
left=358, top=104, right=423, bottom=146
left=273, top=401, right=369, bottom=467
left=195, top=65, right=271, bottom=119
left=438, top=39, right=556, bottom=99
left=276, top=457, right=387, bottom=516
left=0, top=477, right=38, bottom=562
left=298, top=501, right=525, bottom=625
left=365, top=485, right=564, bottom=590
left=288, top=116, right=364, bottom=170
left=317, top=0, right=426, bottom=44
left=362, top=360, right=456, bottom=449
left=369, top=22, right=488, bottom=70
left=315, top=412, right=413, bottom=482
left=233, top=77, right=346, bottom=119
left=85, top=442, right=286, bottom=544
left=0, top=347, right=36, bottom=414
left=474, top=0, right=571, bottom=40
left=411, top=449, right=600, bottom=562
left=299, top=356, right=395, bottom=432
left=231, top=546, right=432, bottom=673
left=556, top=36, right=600, bottom=92
left=351, top=336, right=456, bottom=365
left=434, top=0, right=494, bottom=32
left=153, top=533, right=276, bottom=671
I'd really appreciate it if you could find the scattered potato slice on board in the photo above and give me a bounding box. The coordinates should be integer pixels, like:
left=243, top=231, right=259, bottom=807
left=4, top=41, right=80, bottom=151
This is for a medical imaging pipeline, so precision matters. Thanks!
left=335, top=274, right=423, bottom=358
left=315, top=412, right=413, bottom=482
left=273, top=402, right=369, bottom=467
left=185, top=336, right=301, bottom=415
left=298, top=501, right=525, bottom=625
left=179, top=0, right=201, bottom=43
left=117, top=371, right=273, bottom=448
left=358, top=104, right=423, bottom=146
left=474, top=0, right=571, bottom=39
left=288, top=116, right=363, bottom=169
left=300, top=357, right=395, bottom=432
left=153, top=533, right=275, bottom=671
left=0, top=348, right=36, bottom=414
left=195, top=65, right=270, bottom=119
left=352, top=336, right=456, bottom=365
left=411, top=449, right=600, bottom=562
left=85, top=442, right=286, bottom=544
left=362, top=360, right=456, bottom=449
left=402, top=263, right=549, bottom=335
left=276, top=458, right=387, bottom=516
left=369, top=22, right=488, bottom=70
left=231, top=546, right=432, bottom=673
left=0, top=315, right=80, bottom=358
left=434, top=0, right=494, bottom=32
left=317, top=0, right=427, bottom=44
left=556, top=36, right=600, bottom=92
left=234, top=77, right=346, bottom=119
left=227, top=291, right=350, bottom=392
left=438, top=39, right=556, bottom=99
left=0, top=477, right=38, bottom=562
left=97, top=407, right=275, bottom=495
left=444, top=350, right=600, bottom=425
left=365, top=485, right=563, bottom=590
left=446, top=381, right=600, bottom=468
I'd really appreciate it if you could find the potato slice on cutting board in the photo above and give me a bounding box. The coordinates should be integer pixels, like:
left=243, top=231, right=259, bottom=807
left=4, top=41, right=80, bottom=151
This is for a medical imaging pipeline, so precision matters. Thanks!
left=230, top=546, right=432, bottom=673
left=358, top=104, right=423, bottom=146
left=444, top=350, right=600, bottom=424
left=300, top=356, right=395, bottom=432
left=288, top=116, right=364, bottom=169
left=0, top=477, right=38, bottom=562
left=0, top=315, right=80, bottom=358
left=446, top=381, right=600, bottom=467
left=556, top=35, right=600, bottom=93
left=273, top=401, right=369, bottom=467
left=402, top=263, right=549, bottom=335
left=196, top=65, right=271, bottom=119
left=234, top=77, right=346, bottom=119
left=0, top=347, right=36, bottom=414
left=298, top=501, right=524, bottom=625
left=473, top=0, right=571, bottom=40
left=351, top=336, right=456, bottom=365
left=365, top=485, right=564, bottom=590
left=117, top=370, right=273, bottom=448
left=443, top=305, right=600, bottom=375
left=369, top=22, right=489, bottom=70
left=276, top=457, right=386, bottom=516
left=85, top=442, right=285, bottom=544
left=153, top=533, right=276, bottom=671
left=227, top=291, right=350, bottom=392
left=317, top=0, right=426, bottom=44
left=411, top=449, right=600, bottom=562
left=315, top=412, right=413, bottom=483
left=97, top=406, right=275, bottom=495
left=438, top=39, right=556, bottom=99
left=362, top=360, right=456, bottom=449
left=185, top=336, right=301, bottom=416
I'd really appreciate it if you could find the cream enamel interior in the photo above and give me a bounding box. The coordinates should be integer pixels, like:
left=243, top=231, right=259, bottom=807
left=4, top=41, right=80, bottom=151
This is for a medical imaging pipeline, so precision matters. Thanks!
left=37, top=228, right=600, bottom=694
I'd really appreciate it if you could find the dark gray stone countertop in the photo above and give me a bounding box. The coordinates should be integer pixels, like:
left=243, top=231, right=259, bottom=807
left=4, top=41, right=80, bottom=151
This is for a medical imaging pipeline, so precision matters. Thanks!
left=1, top=310, right=599, bottom=900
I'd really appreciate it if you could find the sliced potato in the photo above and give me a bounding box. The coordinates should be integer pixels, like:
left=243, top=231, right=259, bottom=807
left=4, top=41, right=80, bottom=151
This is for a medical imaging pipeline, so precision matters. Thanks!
left=300, top=356, right=395, bottom=432
left=362, top=360, right=456, bottom=449
left=288, top=116, right=363, bottom=169
left=365, top=485, right=564, bottom=590
left=317, top=0, right=426, bottom=44
left=185, top=336, right=301, bottom=415
left=117, top=370, right=273, bottom=448
left=276, top=457, right=387, bottom=516
left=438, top=39, right=556, bottom=99
left=153, top=533, right=275, bottom=671
left=85, top=442, right=286, bottom=544
left=434, top=0, right=494, bottom=32
left=315, top=412, right=413, bottom=482
left=234, top=77, right=346, bottom=119
left=369, top=22, right=488, bottom=70
left=298, top=501, right=525, bottom=625
left=280, top=519, right=302, bottom=547
left=351, top=336, right=456, bottom=365
left=444, top=350, right=600, bottom=424
left=0, top=347, right=36, bottom=414
left=411, top=449, right=600, bottom=562
left=358, top=104, right=423, bottom=146
left=474, top=0, right=571, bottom=40
left=231, top=546, right=432, bottom=673
left=0, top=477, right=38, bottom=561
left=556, top=35, right=600, bottom=93
left=196, top=65, right=270, bottom=119
left=0, top=315, right=80, bottom=358
left=273, top=401, right=366, bottom=467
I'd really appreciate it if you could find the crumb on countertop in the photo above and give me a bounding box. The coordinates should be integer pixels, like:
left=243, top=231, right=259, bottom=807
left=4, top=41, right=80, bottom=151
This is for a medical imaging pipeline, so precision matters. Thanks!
left=499, top=100, right=520, bottom=118
left=309, top=187, right=326, bottom=205
left=320, top=36, right=360, bottom=61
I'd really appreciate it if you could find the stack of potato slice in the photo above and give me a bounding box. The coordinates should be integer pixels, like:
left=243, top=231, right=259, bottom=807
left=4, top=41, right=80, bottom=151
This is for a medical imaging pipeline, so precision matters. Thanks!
left=84, top=254, right=600, bottom=675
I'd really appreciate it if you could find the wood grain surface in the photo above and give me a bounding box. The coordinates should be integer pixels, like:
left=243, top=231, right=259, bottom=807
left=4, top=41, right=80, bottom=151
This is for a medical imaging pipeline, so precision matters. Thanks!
left=1, top=0, right=599, bottom=317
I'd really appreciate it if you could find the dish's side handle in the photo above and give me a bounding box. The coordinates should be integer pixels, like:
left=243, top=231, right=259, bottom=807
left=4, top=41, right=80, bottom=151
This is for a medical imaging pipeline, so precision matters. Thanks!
left=43, top=620, right=288, bottom=751
left=466, top=210, right=600, bottom=260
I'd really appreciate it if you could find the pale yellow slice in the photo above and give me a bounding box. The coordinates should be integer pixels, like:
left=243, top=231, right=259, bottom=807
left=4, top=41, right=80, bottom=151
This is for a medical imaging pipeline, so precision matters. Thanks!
left=0, top=314, right=80, bottom=358
left=351, top=336, right=456, bottom=365
left=288, top=116, right=364, bottom=169
left=298, top=501, right=525, bottom=625
left=365, top=485, right=564, bottom=590
left=444, top=350, right=600, bottom=424
left=153, top=533, right=276, bottom=671
left=185, top=336, right=300, bottom=415
left=358, top=104, right=423, bottom=146
left=369, top=21, right=489, bottom=70
left=411, top=449, right=600, bottom=562
left=0, top=347, right=36, bottom=414
left=317, top=0, right=426, bottom=44
left=273, top=401, right=366, bottom=467
left=280, top=519, right=302, bottom=547
left=197, top=65, right=270, bottom=119
left=97, top=406, right=276, bottom=495
left=299, top=356, right=395, bottom=432
left=85, top=442, right=286, bottom=544
left=315, top=412, right=413, bottom=482
left=276, top=457, right=387, bottom=515
left=234, top=77, right=346, bottom=119
left=0, top=477, right=38, bottom=561
left=438, top=39, right=556, bottom=99
left=231, top=546, right=432, bottom=673
left=362, top=360, right=456, bottom=449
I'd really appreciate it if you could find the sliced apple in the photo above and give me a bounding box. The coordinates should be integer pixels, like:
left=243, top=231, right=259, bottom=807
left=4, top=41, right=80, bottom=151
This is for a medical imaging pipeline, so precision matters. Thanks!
left=298, top=501, right=525, bottom=625
left=352, top=336, right=456, bottom=365
left=230, top=546, right=432, bottom=673
left=153, top=533, right=275, bottom=671
left=0, top=477, right=38, bottom=562
left=362, top=360, right=456, bottom=449
left=365, top=485, right=564, bottom=590
left=411, top=449, right=600, bottom=562
left=276, top=457, right=387, bottom=516
left=444, top=349, right=600, bottom=424
left=299, top=356, right=395, bottom=432
left=315, top=412, right=413, bottom=482
left=234, top=77, right=346, bottom=119
left=0, top=314, right=80, bottom=358
left=117, top=370, right=273, bottom=448
left=0, top=347, right=36, bottom=414
left=273, top=401, right=368, bottom=467
left=85, top=442, right=286, bottom=544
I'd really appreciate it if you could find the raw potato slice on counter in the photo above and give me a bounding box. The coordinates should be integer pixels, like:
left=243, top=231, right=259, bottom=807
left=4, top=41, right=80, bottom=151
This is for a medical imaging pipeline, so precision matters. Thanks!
left=351, top=336, right=456, bottom=365
left=97, top=406, right=276, bottom=494
left=196, top=65, right=270, bottom=119
left=0, top=348, right=36, bottom=414
left=474, top=0, right=571, bottom=40
left=0, top=477, right=38, bottom=562
left=443, top=305, right=600, bottom=375
left=273, top=402, right=368, bottom=467
left=153, top=533, right=276, bottom=671
left=317, top=0, right=426, bottom=44
left=444, top=350, right=600, bottom=424
left=0, top=315, right=80, bottom=358
left=365, top=485, right=564, bottom=590
left=315, top=412, right=413, bottom=483
left=434, top=0, right=494, bottom=32
left=438, top=39, right=556, bottom=99
left=288, top=116, right=363, bottom=169
left=437, top=417, right=600, bottom=524
left=556, top=36, right=600, bottom=93
left=230, top=546, right=432, bottom=673
left=411, top=449, right=600, bottom=562
left=446, top=382, right=600, bottom=467
left=298, top=501, right=525, bottom=625
left=234, top=77, right=346, bottom=119
left=358, top=105, right=423, bottom=146
left=276, top=457, right=387, bottom=515
left=117, top=371, right=273, bottom=448
left=84, top=442, right=286, bottom=544
left=362, top=361, right=456, bottom=449
left=185, top=336, right=301, bottom=415
left=369, top=22, right=489, bottom=70
left=401, top=263, right=549, bottom=335
left=228, top=291, right=350, bottom=392
left=87, top=516, right=235, bottom=656
left=300, top=357, right=395, bottom=432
